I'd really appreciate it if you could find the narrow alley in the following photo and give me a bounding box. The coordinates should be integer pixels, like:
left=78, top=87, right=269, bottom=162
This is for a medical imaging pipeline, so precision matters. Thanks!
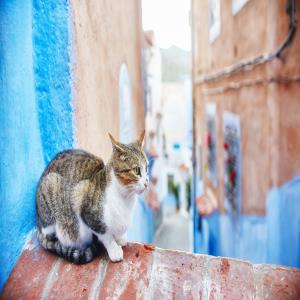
left=154, top=212, right=190, bottom=252
left=153, top=193, right=191, bottom=252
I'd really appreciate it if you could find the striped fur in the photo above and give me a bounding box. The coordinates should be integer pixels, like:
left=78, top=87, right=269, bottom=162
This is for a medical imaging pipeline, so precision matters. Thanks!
left=37, top=228, right=103, bottom=264
left=36, top=132, right=148, bottom=264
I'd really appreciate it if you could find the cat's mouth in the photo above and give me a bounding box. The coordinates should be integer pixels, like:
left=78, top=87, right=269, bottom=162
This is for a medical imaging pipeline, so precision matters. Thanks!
left=137, top=184, right=148, bottom=194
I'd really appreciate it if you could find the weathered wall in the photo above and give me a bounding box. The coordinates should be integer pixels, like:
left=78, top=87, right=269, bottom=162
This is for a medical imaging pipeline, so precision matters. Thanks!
left=266, top=175, right=300, bottom=267
left=193, top=0, right=269, bottom=214
left=193, top=0, right=300, bottom=214
left=0, top=0, right=74, bottom=291
left=192, top=0, right=300, bottom=266
left=0, top=1, right=44, bottom=290
left=267, top=0, right=300, bottom=187
left=195, top=174, right=300, bottom=268
left=193, top=0, right=268, bottom=78
left=33, top=0, right=74, bottom=163
left=71, top=0, right=144, bottom=161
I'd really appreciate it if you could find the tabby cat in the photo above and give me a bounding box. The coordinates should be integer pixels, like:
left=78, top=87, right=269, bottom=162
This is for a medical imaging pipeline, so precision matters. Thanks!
left=36, top=131, right=149, bottom=264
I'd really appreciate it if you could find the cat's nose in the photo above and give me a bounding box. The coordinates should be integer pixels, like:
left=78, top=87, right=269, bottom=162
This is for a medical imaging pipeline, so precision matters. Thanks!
left=144, top=182, right=148, bottom=188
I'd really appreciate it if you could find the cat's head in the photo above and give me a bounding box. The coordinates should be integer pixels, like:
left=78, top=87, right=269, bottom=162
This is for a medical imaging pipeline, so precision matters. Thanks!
left=109, top=131, right=149, bottom=194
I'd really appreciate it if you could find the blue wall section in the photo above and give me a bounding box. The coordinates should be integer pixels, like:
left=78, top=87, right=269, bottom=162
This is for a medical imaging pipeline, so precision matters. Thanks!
left=194, top=175, right=300, bottom=268
left=218, top=214, right=266, bottom=263
left=0, top=0, right=73, bottom=291
left=266, top=176, right=300, bottom=267
left=33, top=0, right=74, bottom=164
left=128, top=197, right=154, bottom=244
left=0, top=1, right=44, bottom=290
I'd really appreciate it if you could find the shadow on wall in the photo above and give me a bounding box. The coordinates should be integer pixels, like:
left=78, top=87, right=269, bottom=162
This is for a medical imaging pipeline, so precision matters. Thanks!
left=0, top=0, right=73, bottom=291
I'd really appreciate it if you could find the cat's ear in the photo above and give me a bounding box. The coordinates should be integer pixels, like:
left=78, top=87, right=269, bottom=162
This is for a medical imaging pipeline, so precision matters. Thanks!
left=136, top=130, right=145, bottom=148
left=108, top=133, right=125, bottom=153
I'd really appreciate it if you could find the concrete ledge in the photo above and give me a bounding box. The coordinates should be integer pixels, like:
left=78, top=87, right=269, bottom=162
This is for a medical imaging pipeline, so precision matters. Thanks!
left=1, top=240, right=300, bottom=299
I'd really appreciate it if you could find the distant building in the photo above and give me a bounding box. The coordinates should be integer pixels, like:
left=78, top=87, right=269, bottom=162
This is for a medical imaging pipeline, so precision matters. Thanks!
left=192, top=0, right=300, bottom=267
left=143, top=30, right=162, bottom=137
left=143, top=34, right=193, bottom=219
left=160, top=80, right=192, bottom=210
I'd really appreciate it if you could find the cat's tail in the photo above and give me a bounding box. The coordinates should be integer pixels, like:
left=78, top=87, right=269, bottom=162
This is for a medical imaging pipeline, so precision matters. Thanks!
left=37, top=228, right=98, bottom=264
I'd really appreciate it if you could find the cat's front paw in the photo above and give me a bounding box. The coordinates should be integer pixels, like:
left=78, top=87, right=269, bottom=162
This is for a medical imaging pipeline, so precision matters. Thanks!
left=116, top=233, right=127, bottom=247
left=108, top=244, right=123, bottom=262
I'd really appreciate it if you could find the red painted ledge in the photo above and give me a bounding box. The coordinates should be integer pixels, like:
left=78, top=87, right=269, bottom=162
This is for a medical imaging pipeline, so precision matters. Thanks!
left=1, top=238, right=300, bottom=300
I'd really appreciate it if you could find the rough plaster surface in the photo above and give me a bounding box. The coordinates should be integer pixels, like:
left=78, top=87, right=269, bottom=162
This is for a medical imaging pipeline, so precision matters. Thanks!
left=193, top=0, right=300, bottom=214
left=71, top=0, right=145, bottom=161
left=266, top=175, right=300, bottom=268
left=0, top=0, right=74, bottom=291
left=0, top=1, right=44, bottom=290
left=267, top=1, right=300, bottom=187
left=33, top=0, right=74, bottom=164
left=196, top=174, right=300, bottom=268
left=192, top=0, right=300, bottom=266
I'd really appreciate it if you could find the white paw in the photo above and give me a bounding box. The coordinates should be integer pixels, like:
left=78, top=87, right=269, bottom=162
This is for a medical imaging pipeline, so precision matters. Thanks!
left=108, top=244, right=123, bottom=262
left=116, top=234, right=128, bottom=247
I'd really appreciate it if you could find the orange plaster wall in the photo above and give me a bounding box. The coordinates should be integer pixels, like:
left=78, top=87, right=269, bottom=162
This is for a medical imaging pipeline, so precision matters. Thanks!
left=71, top=0, right=144, bottom=161
left=267, top=0, right=300, bottom=187
left=193, top=0, right=300, bottom=215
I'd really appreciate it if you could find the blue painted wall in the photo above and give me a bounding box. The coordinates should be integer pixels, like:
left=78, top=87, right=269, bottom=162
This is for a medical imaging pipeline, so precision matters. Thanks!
left=194, top=175, right=300, bottom=268
left=0, top=1, right=44, bottom=290
left=266, top=176, right=300, bottom=267
left=33, top=0, right=74, bottom=163
left=0, top=0, right=73, bottom=291
left=128, top=197, right=154, bottom=244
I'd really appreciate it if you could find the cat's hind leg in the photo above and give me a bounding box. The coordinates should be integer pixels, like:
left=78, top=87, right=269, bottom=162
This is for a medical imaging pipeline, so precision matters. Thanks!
left=38, top=228, right=96, bottom=264
left=54, top=240, right=95, bottom=264
left=37, top=172, right=97, bottom=264
left=54, top=221, right=96, bottom=264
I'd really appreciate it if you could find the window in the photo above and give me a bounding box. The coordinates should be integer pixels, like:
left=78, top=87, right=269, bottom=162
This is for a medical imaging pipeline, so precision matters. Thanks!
left=205, top=103, right=218, bottom=186
left=232, top=0, right=249, bottom=15
left=223, top=112, right=241, bottom=214
left=209, top=0, right=221, bottom=43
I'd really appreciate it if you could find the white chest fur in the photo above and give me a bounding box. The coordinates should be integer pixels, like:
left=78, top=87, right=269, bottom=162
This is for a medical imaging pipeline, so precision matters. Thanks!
left=103, top=173, right=137, bottom=237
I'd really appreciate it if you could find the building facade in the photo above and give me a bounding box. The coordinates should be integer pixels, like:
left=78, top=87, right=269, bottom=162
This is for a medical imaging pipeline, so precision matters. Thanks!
left=192, top=0, right=300, bottom=266
left=0, top=0, right=145, bottom=291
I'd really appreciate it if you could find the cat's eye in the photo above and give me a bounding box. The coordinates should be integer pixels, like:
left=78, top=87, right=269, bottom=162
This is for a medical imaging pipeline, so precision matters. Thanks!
left=133, top=167, right=141, bottom=176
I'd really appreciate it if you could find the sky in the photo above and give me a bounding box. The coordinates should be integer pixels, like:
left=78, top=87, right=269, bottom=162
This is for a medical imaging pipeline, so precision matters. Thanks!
left=142, top=0, right=191, bottom=51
